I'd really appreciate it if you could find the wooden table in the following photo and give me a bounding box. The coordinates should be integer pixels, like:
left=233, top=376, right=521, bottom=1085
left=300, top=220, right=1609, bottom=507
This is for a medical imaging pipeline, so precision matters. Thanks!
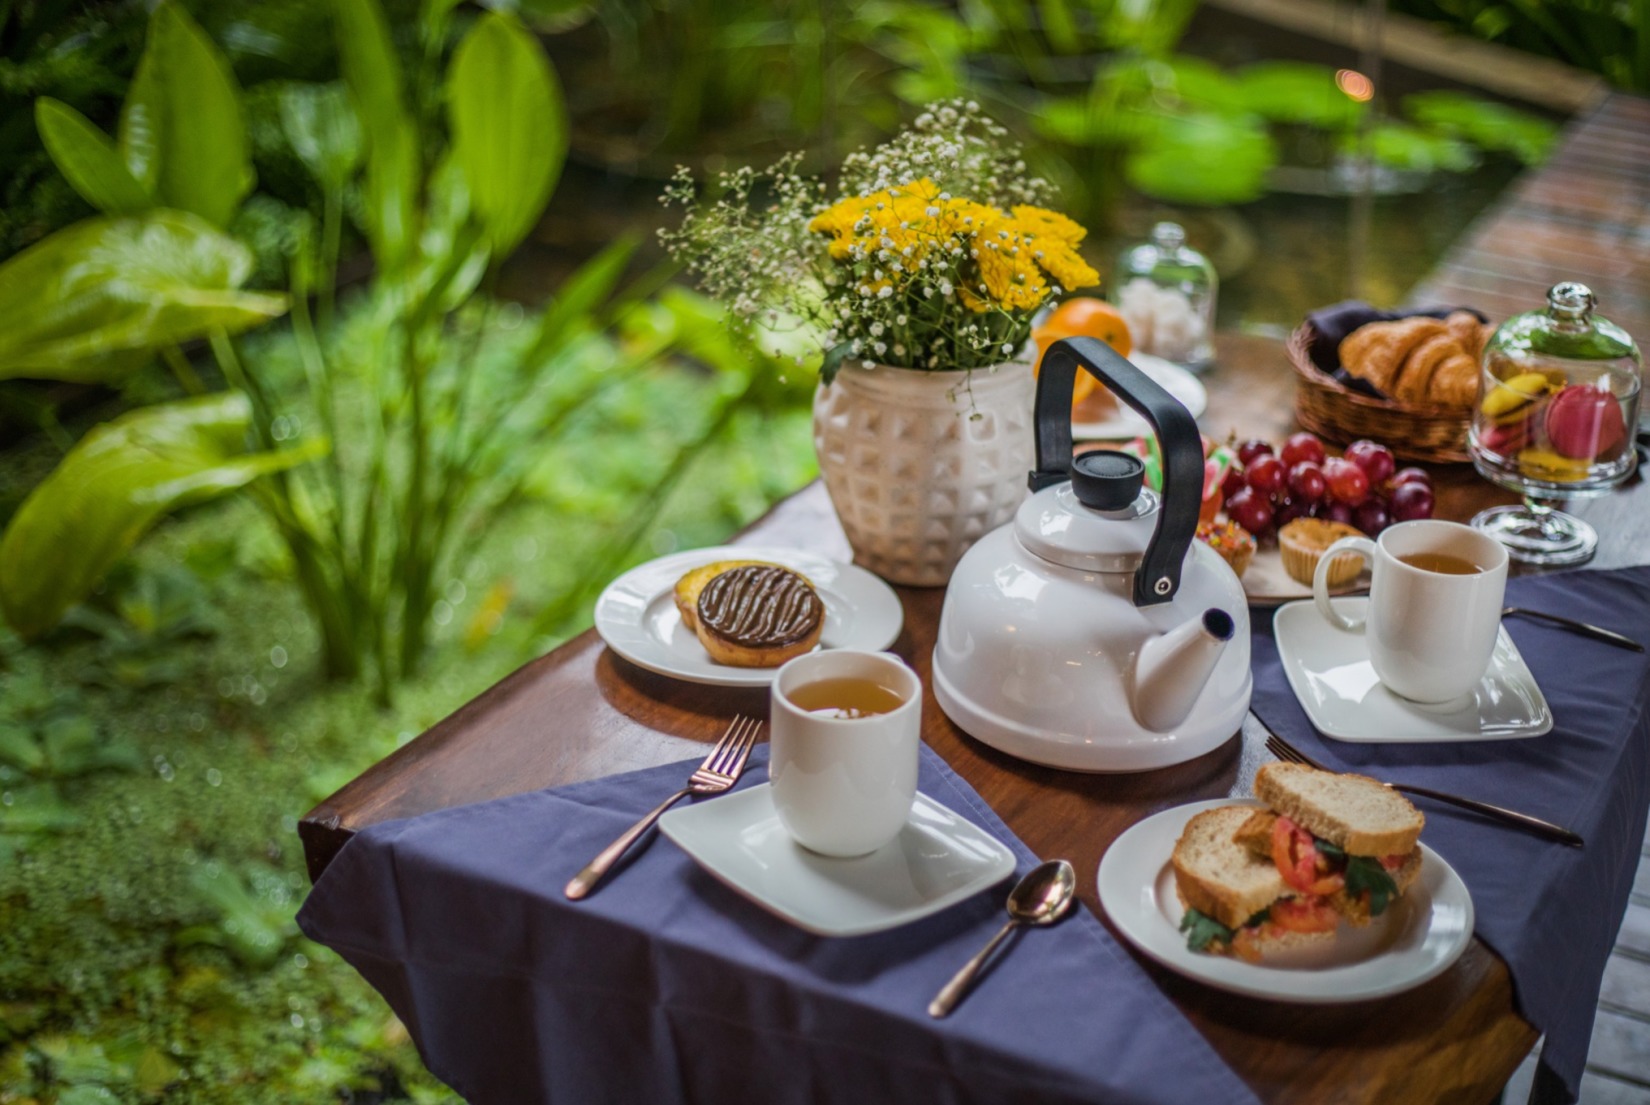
left=301, top=332, right=1650, bottom=1104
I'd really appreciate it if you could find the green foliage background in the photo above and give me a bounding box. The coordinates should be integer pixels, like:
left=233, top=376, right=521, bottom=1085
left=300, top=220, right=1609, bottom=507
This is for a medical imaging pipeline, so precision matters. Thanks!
left=0, top=296, right=818, bottom=1102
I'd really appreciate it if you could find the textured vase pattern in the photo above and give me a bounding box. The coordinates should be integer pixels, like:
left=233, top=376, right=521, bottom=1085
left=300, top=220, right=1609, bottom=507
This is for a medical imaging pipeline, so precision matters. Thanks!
left=813, top=359, right=1034, bottom=586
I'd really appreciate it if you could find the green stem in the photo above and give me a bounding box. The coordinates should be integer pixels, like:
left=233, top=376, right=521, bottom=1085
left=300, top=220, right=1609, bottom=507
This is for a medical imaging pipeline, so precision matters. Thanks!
left=162, top=346, right=207, bottom=396
left=319, top=187, right=343, bottom=335
left=400, top=320, right=431, bottom=678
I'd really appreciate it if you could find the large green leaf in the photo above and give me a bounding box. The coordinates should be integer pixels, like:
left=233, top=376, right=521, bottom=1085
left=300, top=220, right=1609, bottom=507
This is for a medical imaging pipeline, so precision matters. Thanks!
left=335, top=0, right=420, bottom=273
left=1403, top=91, right=1557, bottom=165
left=1125, top=111, right=1276, bottom=205
left=0, top=392, right=324, bottom=638
left=0, top=212, right=288, bottom=382
left=35, top=99, right=152, bottom=216
left=277, top=82, right=363, bottom=192
left=1233, top=61, right=1366, bottom=129
left=447, top=11, right=567, bottom=257
left=118, top=1, right=253, bottom=227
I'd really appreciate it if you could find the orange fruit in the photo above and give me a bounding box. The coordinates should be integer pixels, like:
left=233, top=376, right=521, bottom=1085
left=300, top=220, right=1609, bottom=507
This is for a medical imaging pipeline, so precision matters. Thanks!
left=1032, top=297, right=1132, bottom=408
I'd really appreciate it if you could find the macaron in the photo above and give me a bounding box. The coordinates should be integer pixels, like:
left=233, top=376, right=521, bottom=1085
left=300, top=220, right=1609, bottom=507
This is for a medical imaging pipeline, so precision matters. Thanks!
left=1480, top=371, right=1553, bottom=421
left=1544, top=383, right=1626, bottom=460
left=1516, top=447, right=1592, bottom=483
left=1477, top=417, right=1536, bottom=457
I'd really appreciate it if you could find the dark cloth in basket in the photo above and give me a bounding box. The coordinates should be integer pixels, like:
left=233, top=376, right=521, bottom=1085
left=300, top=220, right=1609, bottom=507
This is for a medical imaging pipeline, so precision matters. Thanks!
left=1304, top=301, right=1488, bottom=398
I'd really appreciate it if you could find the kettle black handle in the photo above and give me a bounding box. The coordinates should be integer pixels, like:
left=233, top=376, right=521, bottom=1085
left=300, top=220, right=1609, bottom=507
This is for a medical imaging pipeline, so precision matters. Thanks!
left=1030, top=336, right=1203, bottom=607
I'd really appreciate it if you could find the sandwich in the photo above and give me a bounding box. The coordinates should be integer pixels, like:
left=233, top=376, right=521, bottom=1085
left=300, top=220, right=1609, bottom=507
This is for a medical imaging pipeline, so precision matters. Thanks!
left=1172, top=762, right=1425, bottom=961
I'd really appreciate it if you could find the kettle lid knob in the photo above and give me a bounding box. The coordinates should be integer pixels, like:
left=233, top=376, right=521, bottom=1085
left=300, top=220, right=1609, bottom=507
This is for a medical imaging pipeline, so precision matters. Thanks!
left=1071, top=450, right=1144, bottom=512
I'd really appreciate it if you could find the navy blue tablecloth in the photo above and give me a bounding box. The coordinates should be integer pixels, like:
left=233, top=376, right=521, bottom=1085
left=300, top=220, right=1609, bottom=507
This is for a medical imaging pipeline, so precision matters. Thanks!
left=1250, top=565, right=1650, bottom=1105
left=299, top=742, right=1259, bottom=1105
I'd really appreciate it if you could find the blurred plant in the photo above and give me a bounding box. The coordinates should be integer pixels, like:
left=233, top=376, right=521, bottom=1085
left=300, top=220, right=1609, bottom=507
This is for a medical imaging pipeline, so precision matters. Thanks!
left=176, top=859, right=299, bottom=968
left=662, top=101, right=1098, bottom=379
left=1036, top=54, right=1557, bottom=206
left=0, top=0, right=669, bottom=699
left=1393, top=0, right=1649, bottom=93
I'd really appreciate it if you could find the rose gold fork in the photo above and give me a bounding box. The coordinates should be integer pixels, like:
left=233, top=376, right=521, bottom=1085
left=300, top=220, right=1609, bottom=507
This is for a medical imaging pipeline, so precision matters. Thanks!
left=565, top=715, right=762, bottom=899
left=1264, top=731, right=1583, bottom=848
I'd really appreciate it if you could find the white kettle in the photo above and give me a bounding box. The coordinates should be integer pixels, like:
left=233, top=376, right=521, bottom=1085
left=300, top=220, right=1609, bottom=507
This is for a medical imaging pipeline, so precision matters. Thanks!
left=932, top=337, right=1251, bottom=772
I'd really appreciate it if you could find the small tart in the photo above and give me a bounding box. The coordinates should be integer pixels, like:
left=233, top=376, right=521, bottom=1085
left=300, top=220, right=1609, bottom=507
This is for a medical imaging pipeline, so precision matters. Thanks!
left=1278, top=518, right=1366, bottom=587
left=1197, top=519, right=1256, bottom=579
left=694, top=564, right=824, bottom=668
left=673, top=559, right=769, bottom=632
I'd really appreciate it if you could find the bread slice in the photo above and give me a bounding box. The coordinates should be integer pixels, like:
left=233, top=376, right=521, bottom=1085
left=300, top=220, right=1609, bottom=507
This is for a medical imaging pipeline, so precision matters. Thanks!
left=1254, top=762, right=1424, bottom=857
left=1172, top=806, right=1288, bottom=931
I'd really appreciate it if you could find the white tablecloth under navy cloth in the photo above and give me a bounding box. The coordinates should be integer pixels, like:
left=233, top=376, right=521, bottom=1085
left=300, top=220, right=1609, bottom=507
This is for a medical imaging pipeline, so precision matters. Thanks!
left=298, top=741, right=1260, bottom=1105
left=1251, top=564, right=1650, bottom=1105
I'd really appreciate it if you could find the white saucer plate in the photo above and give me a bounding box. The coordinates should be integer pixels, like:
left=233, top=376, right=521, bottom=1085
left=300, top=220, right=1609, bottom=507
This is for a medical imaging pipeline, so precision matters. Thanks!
left=1098, top=799, right=1474, bottom=1003
left=1273, top=598, right=1552, bottom=742
left=593, top=546, right=904, bottom=688
left=1071, top=352, right=1208, bottom=440
left=659, top=783, right=1017, bottom=937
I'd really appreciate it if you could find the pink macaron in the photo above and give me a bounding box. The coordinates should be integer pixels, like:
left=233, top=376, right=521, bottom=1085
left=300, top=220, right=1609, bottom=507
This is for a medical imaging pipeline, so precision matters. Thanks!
left=1544, top=383, right=1627, bottom=460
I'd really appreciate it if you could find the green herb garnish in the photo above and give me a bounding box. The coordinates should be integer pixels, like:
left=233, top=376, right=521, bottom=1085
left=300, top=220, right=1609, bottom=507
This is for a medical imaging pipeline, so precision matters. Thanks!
left=1309, top=838, right=1399, bottom=915
left=1180, top=908, right=1235, bottom=952
left=1345, top=855, right=1400, bottom=916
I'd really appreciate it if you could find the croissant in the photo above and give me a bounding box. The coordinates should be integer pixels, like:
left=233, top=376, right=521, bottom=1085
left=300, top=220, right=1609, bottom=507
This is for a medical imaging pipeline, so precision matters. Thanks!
left=1337, top=311, right=1493, bottom=411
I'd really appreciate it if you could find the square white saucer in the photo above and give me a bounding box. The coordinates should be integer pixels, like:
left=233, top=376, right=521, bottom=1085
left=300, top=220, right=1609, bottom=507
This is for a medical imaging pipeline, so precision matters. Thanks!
left=1273, top=598, right=1553, bottom=743
left=658, top=783, right=1016, bottom=937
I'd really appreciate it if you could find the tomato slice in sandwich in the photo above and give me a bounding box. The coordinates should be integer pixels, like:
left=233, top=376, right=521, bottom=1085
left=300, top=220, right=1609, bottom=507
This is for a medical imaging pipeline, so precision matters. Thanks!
left=1271, top=816, right=1345, bottom=896
left=1270, top=896, right=1341, bottom=934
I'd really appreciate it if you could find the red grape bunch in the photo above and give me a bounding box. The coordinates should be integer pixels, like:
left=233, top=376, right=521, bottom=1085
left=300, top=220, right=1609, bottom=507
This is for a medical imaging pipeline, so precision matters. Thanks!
left=1220, top=432, right=1434, bottom=542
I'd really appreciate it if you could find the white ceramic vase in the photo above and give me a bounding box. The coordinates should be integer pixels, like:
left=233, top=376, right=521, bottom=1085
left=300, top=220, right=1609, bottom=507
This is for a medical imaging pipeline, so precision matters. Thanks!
left=812, top=356, right=1035, bottom=587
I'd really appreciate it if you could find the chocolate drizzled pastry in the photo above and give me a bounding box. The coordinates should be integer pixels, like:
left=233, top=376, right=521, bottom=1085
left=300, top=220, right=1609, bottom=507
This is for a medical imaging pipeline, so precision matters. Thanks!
left=693, top=564, right=824, bottom=667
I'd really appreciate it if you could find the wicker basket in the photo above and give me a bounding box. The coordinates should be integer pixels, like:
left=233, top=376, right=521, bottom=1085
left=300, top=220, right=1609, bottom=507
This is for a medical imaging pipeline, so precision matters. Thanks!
left=1286, top=323, right=1471, bottom=464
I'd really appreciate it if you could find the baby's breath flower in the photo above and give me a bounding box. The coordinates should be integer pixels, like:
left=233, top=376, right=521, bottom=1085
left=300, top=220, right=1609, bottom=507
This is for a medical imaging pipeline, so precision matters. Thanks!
left=659, top=100, right=1091, bottom=374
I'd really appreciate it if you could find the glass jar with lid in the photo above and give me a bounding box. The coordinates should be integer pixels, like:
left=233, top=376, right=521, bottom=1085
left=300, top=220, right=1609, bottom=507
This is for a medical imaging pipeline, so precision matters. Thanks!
left=1112, top=221, right=1217, bottom=373
left=1468, top=282, right=1642, bottom=565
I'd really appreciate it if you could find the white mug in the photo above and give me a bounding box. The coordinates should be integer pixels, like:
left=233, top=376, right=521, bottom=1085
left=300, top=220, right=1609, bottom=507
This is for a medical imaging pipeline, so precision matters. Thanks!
left=769, top=649, right=921, bottom=857
left=1313, top=519, right=1509, bottom=704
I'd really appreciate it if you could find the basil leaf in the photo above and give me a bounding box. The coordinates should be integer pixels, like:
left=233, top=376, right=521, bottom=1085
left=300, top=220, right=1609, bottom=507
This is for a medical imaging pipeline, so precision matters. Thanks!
left=1179, top=908, right=1234, bottom=953
left=1314, top=837, right=1346, bottom=862
left=1345, top=855, right=1400, bottom=916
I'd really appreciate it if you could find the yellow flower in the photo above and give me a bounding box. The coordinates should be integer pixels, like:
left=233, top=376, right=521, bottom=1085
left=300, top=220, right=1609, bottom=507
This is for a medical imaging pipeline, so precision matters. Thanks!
left=1011, top=205, right=1099, bottom=292
left=809, top=181, right=1096, bottom=315
left=971, top=213, right=1048, bottom=312
left=809, top=179, right=945, bottom=263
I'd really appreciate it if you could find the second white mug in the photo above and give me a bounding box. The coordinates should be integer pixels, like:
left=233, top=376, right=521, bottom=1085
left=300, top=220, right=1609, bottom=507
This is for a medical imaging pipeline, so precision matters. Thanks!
left=1312, top=519, right=1508, bottom=703
left=769, top=649, right=921, bottom=857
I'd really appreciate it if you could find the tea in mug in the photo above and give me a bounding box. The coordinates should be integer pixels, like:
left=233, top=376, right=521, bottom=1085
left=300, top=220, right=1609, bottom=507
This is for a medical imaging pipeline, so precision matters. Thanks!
left=786, top=677, right=905, bottom=720
left=1397, top=552, right=1485, bottom=576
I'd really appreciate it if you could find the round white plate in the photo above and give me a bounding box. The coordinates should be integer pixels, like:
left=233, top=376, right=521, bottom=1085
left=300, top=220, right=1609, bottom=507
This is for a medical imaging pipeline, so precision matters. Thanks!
left=1098, top=798, right=1474, bottom=1003
left=1071, top=352, right=1208, bottom=440
left=593, top=546, right=904, bottom=687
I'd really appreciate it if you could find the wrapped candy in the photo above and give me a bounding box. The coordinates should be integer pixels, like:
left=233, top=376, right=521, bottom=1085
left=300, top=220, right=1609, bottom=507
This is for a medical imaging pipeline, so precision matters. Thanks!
left=1114, top=435, right=1233, bottom=524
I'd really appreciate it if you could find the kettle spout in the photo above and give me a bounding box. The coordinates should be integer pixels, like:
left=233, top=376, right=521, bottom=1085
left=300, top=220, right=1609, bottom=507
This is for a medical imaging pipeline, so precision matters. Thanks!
left=1130, top=609, right=1236, bottom=733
